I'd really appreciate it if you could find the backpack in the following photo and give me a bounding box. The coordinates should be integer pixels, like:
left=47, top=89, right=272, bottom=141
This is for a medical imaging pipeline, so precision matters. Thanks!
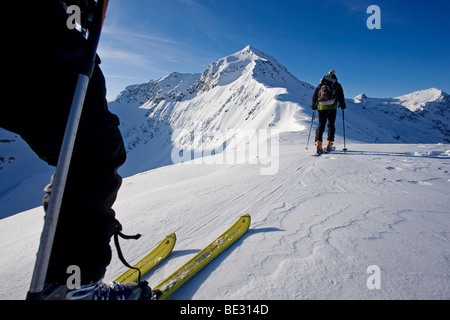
left=318, top=78, right=336, bottom=105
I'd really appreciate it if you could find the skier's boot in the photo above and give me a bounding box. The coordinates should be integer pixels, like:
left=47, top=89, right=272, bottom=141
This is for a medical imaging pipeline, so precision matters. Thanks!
left=42, top=280, right=152, bottom=300
left=326, top=140, right=334, bottom=152
left=315, top=141, right=323, bottom=154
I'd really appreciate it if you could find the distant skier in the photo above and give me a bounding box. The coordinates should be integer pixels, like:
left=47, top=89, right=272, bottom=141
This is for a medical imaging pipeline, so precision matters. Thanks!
left=311, top=70, right=346, bottom=154
left=2, top=1, right=150, bottom=299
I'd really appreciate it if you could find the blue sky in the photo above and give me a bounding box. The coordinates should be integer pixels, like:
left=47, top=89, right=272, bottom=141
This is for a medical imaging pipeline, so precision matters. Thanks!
left=98, top=0, right=450, bottom=101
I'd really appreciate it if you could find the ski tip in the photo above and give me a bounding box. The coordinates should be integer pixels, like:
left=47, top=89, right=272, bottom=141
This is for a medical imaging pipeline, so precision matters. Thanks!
left=166, top=233, right=177, bottom=246
left=236, top=214, right=251, bottom=233
left=241, top=213, right=251, bottom=224
left=167, top=232, right=176, bottom=240
left=240, top=214, right=251, bottom=232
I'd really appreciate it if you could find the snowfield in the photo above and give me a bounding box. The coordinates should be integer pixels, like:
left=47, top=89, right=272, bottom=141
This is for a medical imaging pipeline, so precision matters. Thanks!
left=0, top=140, right=449, bottom=299
left=0, top=46, right=449, bottom=300
left=105, top=138, right=450, bottom=300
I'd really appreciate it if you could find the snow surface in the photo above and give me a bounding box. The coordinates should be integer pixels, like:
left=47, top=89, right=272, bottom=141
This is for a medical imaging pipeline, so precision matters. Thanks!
left=1, top=140, right=449, bottom=300
left=0, top=46, right=449, bottom=300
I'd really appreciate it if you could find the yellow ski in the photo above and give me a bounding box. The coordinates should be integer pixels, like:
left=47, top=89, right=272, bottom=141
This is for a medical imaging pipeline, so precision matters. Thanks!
left=115, top=233, right=176, bottom=283
left=153, top=214, right=251, bottom=300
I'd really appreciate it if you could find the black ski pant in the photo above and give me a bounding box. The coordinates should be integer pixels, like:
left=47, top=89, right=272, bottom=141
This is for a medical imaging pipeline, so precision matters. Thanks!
left=315, top=109, right=337, bottom=142
left=2, top=1, right=127, bottom=286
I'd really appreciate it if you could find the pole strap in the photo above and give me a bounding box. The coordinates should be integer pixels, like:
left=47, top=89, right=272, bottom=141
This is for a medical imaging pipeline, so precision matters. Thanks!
left=113, top=222, right=142, bottom=283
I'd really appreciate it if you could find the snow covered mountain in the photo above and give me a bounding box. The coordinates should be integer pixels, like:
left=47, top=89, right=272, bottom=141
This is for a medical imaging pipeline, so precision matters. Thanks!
left=0, top=45, right=449, bottom=300
left=108, top=45, right=450, bottom=176
left=347, top=88, right=450, bottom=143
left=113, top=72, right=201, bottom=105
left=0, top=130, right=54, bottom=219
left=108, top=45, right=314, bottom=176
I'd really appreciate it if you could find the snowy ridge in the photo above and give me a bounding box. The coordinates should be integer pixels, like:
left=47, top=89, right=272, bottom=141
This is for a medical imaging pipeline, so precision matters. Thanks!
left=113, top=72, right=201, bottom=105
left=109, top=45, right=315, bottom=176
left=396, top=88, right=448, bottom=112
left=347, top=88, right=450, bottom=143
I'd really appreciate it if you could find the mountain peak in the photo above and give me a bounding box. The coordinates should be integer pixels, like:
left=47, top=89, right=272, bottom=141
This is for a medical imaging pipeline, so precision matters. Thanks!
left=113, top=72, right=200, bottom=104
left=235, top=45, right=274, bottom=62
left=243, top=44, right=256, bottom=51
left=241, top=45, right=265, bottom=56
left=192, top=45, right=308, bottom=94
left=354, top=93, right=368, bottom=103
left=395, top=88, right=449, bottom=112
left=396, top=88, right=445, bottom=100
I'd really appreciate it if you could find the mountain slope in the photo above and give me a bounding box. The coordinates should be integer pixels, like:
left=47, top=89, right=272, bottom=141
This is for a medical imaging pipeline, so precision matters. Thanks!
left=108, top=45, right=315, bottom=176
left=347, top=88, right=450, bottom=143
left=0, top=129, right=53, bottom=219
left=113, top=72, right=201, bottom=105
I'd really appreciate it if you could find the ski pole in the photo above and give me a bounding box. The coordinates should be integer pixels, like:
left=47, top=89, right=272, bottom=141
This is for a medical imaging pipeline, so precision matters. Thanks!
left=342, top=108, right=347, bottom=153
left=27, top=0, right=109, bottom=300
left=306, top=110, right=315, bottom=149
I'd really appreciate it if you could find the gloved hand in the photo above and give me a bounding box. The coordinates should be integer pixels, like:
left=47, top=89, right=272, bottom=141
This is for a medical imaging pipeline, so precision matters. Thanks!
left=340, top=104, right=346, bottom=110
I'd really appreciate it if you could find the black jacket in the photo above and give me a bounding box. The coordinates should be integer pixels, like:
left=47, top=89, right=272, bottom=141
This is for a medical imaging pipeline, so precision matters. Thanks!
left=311, top=75, right=346, bottom=110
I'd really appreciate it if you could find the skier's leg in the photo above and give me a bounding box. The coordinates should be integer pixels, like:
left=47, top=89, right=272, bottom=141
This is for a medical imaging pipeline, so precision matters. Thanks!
left=315, top=110, right=327, bottom=143
left=326, top=109, right=337, bottom=142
